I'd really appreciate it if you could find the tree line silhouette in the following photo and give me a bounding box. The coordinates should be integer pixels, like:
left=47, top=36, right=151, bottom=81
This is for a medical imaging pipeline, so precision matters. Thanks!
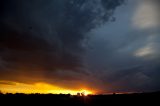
left=0, top=91, right=160, bottom=105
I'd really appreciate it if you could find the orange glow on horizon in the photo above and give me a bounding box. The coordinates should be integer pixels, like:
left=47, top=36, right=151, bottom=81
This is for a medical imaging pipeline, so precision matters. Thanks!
left=81, top=90, right=92, bottom=96
left=0, top=80, right=94, bottom=95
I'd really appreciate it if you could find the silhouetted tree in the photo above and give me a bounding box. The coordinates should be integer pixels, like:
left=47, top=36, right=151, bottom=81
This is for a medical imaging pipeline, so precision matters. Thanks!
left=81, top=92, right=85, bottom=96
left=77, top=93, right=81, bottom=96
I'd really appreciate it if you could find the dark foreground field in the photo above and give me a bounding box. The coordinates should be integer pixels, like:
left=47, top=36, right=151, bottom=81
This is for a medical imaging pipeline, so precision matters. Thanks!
left=0, top=92, right=160, bottom=105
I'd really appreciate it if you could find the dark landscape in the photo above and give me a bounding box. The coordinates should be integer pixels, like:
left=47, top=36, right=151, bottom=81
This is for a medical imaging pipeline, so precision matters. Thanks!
left=0, top=92, right=160, bottom=105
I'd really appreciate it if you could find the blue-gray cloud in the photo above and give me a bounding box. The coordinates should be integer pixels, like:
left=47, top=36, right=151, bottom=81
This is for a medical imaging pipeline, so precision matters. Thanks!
left=85, top=0, right=160, bottom=92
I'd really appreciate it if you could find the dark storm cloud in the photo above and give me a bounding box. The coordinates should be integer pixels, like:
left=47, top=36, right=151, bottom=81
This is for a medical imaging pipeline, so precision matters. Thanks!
left=0, top=0, right=124, bottom=88
left=86, top=0, right=160, bottom=93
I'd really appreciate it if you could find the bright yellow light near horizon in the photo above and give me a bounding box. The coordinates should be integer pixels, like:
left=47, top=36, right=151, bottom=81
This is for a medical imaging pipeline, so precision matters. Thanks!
left=0, top=80, right=93, bottom=95
left=80, top=89, right=92, bottom=96
left=47, top=89, right=92, bottom=95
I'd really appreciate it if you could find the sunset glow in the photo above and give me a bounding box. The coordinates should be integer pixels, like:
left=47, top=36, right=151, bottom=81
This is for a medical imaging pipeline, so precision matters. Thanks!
left=0, top=80, right=93, bottom=95
left=1, top=0, right=160, bottom=95
left=80, top=90, right=92, bottom=96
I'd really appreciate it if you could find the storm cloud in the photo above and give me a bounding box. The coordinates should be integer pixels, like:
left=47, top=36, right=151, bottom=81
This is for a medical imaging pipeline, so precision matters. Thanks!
left=0, top=0, right=160, bottom=93
left=0, top=0, right=124, bottom=90
left=86, top=0, right=160, bottom=92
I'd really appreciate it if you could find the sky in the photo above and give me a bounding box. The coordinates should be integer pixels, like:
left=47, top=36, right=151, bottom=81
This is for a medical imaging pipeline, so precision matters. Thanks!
left=0, top=0, right=160, bottom=94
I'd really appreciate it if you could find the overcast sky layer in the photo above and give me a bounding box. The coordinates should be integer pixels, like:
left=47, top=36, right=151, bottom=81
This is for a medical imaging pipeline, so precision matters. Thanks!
left=0, top=0, right=160, bottom=93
